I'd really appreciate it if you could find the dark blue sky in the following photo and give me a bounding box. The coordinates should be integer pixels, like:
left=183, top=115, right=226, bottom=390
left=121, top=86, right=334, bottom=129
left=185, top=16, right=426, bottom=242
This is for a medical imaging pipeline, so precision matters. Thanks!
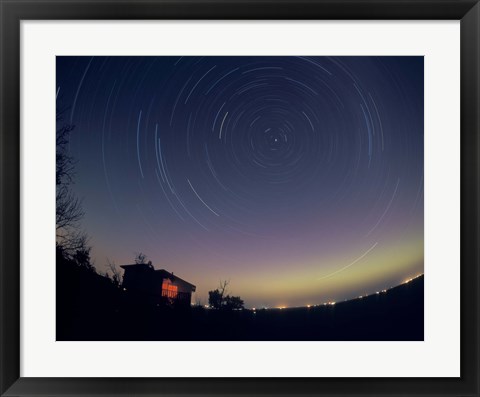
left=57, top=56, right=424, bottom=308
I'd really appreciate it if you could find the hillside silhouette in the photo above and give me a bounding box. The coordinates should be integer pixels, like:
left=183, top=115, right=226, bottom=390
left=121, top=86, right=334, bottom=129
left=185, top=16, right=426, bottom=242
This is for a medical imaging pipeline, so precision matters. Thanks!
left=57, top=250, right=423, bottom=341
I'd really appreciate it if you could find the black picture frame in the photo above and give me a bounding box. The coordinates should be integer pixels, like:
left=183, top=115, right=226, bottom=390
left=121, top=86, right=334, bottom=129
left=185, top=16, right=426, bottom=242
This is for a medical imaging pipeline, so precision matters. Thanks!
left=1, top=1, right=479, bottom=396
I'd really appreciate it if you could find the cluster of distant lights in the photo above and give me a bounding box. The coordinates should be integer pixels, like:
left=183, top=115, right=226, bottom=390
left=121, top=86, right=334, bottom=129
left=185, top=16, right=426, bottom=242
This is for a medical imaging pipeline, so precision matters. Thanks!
left=250, top=273, right=424, bottom=311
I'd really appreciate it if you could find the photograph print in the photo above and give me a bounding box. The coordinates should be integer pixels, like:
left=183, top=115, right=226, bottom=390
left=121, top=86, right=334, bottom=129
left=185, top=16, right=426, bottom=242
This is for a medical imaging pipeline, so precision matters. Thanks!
left=56, top=56, right=424, bottom=341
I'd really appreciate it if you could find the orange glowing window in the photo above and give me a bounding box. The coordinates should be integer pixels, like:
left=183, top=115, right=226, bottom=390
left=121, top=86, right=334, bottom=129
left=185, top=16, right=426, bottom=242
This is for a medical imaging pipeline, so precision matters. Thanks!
left=162, top=280, right=178, bottom=298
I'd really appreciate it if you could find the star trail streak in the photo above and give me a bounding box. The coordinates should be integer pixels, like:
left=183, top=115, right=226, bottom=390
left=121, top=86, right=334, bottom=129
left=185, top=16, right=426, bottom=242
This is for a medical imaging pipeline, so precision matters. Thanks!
left=57, top=56, right=424, bottom=308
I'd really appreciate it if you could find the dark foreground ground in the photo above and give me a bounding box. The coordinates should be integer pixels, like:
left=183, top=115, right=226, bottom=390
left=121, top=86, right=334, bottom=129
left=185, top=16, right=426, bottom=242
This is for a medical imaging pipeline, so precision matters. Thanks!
left=57, top=259, right=424, bottom=341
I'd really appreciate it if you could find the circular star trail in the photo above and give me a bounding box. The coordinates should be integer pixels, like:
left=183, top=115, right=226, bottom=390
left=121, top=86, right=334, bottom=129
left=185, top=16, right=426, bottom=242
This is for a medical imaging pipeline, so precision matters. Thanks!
left=57, top=56, right=424, bottom=307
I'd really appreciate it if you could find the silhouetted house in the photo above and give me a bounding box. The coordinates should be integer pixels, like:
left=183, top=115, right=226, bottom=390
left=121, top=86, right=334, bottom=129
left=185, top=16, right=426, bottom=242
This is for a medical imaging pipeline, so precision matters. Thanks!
left=120, top=263, right=196, bottom=306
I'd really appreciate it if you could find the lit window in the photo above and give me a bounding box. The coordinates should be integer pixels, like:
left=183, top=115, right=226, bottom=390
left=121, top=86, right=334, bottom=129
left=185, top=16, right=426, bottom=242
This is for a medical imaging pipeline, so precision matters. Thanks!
left=162, top=280, right=178, bottom=298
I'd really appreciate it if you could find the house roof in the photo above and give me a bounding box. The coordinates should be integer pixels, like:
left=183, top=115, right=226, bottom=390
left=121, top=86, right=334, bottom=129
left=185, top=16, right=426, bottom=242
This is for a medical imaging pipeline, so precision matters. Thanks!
left=155, top=269, right=196, bottom=292
left=120, top=263, right=154, bottom=271
left=120, top=263, right=196, bottom=292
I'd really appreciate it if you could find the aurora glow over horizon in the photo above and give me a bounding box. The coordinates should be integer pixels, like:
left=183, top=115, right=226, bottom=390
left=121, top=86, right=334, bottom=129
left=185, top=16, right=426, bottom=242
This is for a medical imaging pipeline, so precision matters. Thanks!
left=56, top=56, right=424, bottom=308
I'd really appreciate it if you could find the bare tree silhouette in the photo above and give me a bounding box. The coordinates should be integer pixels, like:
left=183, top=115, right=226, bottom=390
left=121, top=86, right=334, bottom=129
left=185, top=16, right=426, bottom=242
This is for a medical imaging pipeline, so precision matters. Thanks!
left=134, top=252, right=148, bottom=265
left=56, top=107, right=87, bottom=255
left=208, top=280, right=243, bottom=310
left=106, top=259, right=122, bottom=287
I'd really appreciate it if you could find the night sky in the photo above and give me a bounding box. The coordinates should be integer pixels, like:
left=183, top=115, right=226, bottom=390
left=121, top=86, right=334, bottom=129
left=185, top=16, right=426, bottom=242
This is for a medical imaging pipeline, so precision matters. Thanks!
left=56, top=56, right=424, bottom=308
